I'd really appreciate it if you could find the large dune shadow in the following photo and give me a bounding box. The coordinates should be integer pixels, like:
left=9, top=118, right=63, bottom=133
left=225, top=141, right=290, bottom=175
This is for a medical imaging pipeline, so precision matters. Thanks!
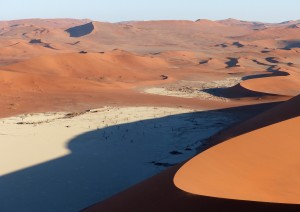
left=0, top=104, right=279, bottom=212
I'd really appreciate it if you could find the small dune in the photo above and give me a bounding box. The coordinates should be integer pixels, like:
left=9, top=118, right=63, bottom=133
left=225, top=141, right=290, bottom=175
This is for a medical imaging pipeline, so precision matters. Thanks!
left=240, top=76, right=300, bottom=96
left=287, top=24, right=300, bottom=29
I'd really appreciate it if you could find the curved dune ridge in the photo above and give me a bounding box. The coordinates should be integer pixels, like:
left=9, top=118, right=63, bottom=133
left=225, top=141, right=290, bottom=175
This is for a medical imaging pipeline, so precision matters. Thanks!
left=223, top=53, right=300, bottom=97
left=85, top=97, right=300, bottom=211
left=174, top=94, right=300, bottom=204
left=240, top=66, right=300, bottom=96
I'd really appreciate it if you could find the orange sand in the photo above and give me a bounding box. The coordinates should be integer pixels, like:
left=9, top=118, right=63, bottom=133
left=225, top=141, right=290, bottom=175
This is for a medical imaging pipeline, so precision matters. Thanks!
left=174, top=115, right=300, bottom=204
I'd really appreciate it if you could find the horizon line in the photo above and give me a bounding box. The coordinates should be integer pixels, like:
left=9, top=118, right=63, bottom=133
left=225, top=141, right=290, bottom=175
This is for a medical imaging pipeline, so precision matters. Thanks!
left=0, top=17, right=299, bottom=24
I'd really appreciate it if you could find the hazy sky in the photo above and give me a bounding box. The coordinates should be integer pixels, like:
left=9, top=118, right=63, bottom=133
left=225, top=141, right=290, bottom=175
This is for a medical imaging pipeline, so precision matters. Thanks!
left=0, top=0, right=299, bottom=23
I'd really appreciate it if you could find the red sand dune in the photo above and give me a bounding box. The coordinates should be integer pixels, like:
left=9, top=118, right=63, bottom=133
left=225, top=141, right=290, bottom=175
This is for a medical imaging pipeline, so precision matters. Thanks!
left=174, top=93, right=300, bottom=201
left=240, top=67, right=300, bottom=96
left=173, top=96, right=300, bottom=205
left=0, top=18, right=299, bottom=115
left=175, top=115, right=300, bottom=204
left=0, top=18, right=299, bottom=116
left=2, top=49, right=251, bottom=118
left=87, top=95, right=300, bottom=211
left=1, top=18, right=300, bottom=210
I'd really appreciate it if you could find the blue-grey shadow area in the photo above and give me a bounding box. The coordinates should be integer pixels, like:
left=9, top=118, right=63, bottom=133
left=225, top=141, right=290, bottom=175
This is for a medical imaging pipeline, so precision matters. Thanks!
left=232, top=42, right=244, bottom=48
left=0, top=103, right=279, bottom=212
left=242, top=65, right=289, bottom=81
left=66, top=22, right=94, bottom=37
left=201, top=84, right=279, bottom=99
left=225, top=57, right=240, bottom=68
left=87, top=157, right=300, bottom=212
left=283, top=40, right=300, bottom=49
left=202, top=62, right=290, bottom=99
left=28, top=39, right=58, bottom=50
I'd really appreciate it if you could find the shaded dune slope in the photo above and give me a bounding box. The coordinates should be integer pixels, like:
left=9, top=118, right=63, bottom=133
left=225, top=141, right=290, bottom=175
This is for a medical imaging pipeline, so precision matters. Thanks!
left=85, top=164, right=300, bottom=212
left=85, top=95, right=300, bottom=211
left=66, top=22, right=95, bottom=37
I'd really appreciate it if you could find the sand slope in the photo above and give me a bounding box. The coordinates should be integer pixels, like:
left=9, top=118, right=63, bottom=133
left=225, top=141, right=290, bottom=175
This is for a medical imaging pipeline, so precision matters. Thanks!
left=240, top=66, right=300, bottom=96
left=174, top=95, right=300, bottom=204
left=175, top=116, right=300, bottom=204
left=86, top=96, right=300, bottom=212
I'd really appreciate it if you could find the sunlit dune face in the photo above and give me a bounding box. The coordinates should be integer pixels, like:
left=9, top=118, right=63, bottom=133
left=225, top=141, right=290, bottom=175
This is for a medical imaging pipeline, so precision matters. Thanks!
left=174, top=116, right=300, bottom=204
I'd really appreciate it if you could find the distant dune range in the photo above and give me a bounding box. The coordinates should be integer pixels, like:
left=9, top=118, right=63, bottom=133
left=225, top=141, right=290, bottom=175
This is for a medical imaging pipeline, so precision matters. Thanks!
left=0, top=18, right=300, bottom=211
left=1, top=18, right=300, bottom=117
